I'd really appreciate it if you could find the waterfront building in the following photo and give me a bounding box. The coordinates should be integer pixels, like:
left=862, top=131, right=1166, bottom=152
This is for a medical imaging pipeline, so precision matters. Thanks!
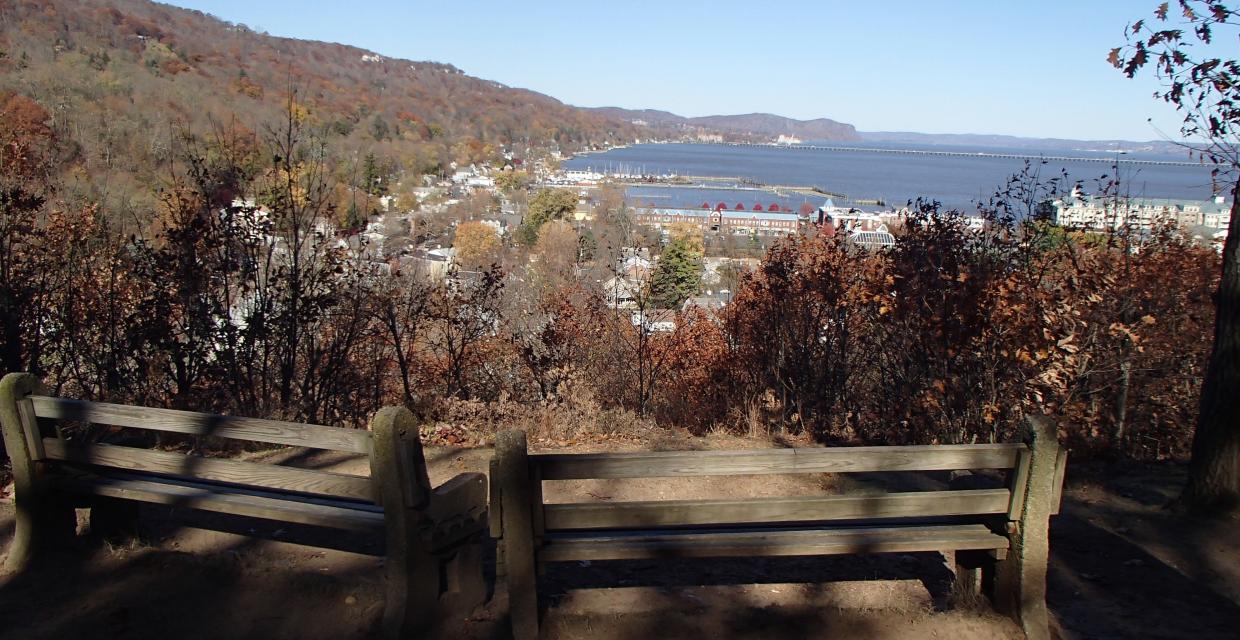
left=633, top=206, right=800, bottom=236
left=1052, top=190, right=1231, bottom=233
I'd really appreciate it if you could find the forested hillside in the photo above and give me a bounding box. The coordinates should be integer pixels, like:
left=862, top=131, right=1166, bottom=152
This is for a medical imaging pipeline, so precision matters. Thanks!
left=0, top=0, right=646, bottom=220
left=587, top=108, right=861, bottom=142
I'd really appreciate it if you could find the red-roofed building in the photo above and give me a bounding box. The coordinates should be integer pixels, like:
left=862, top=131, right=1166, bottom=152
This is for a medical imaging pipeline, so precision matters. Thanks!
left=632, top=206, right=800, bottom=237
left=753, top=204, right=764, bottom=211
left=701, top=202, right=711, bottom=209
left=768, top=203, right=781, bottom=212
left=734, top=202, right=745, bottom=210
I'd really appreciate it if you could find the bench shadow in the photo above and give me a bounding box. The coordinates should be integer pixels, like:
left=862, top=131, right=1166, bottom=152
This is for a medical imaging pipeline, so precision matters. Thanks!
left=144, top=505, right=384, bottom=556
left=0, top=534, right=388, bottom=640
left=531, top=543, right=977, bottom=639
left=0, top=502, right=503, bottom=640
left=540, top=551, right=958, bottom=609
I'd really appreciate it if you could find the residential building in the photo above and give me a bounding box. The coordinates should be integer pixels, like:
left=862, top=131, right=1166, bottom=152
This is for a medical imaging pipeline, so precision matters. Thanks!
left=633, top=206, right=800, bottom=236
left=603, top=276, right=641, bottom=309
left=1052, top=191, right=1231, bottom=232
left=631, top=308, right=677, bottom=333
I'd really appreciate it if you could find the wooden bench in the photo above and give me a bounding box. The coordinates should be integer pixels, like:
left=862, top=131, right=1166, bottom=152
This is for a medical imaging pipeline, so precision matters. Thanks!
left=0, top=372, right=488, bottom=639
left=492, top=416, right=1066, bottom=640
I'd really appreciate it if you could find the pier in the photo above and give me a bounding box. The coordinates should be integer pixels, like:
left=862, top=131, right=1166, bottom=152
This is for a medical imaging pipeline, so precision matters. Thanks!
left=714, top=142, right=1208, bottom=167
left=620, top=176, right=848, bottom=200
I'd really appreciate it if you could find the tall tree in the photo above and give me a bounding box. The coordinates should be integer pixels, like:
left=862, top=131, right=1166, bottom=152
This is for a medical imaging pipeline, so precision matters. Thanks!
left=532, top=220, right=580, bottom=291
left=649, top=237, right=701, bottom=308
left=453, top=221, right=501, bottom=271
left=361, top=152, right=388, bottom=198
left=1113, top=0, right=1240, bottom=512
left=0, top=92, right=57, bottom=377
left=427, top=266, right=505, bottom=399
left=517, top=188, right=577, bottom=246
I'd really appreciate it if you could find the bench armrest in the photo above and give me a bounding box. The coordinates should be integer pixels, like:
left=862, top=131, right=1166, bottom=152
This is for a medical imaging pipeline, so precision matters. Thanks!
left=422, top=472, right=487, bottom=551
left=427, top=472, right=487, bottom=521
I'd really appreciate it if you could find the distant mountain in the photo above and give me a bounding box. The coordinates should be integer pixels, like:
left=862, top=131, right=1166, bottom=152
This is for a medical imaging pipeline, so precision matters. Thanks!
left=693, top=113, right=860, bottom=142
left=860, top=131, right=1189, bottom=155
left=589, top=108, right=861, bottom=142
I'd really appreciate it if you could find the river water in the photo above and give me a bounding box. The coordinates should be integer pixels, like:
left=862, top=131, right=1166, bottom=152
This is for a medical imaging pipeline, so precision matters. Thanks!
left=564, top=142, right=1221, bottom=212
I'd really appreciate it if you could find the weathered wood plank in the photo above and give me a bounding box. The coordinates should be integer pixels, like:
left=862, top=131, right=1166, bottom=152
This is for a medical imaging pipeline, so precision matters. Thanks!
left=55, top=473, right=385, bottom=531
left=42, top=439, right=374, bottom=501
left=530, top=463, right=545, bottom=541
left=544, top=489, right=1012, bottom=531
left=1007, top=449, right=1032, bottom=521
left=488, top=458, right=502, bottom=538
left=1051, top=449, right=1067, bottom=515
left=30, top=396, right=371, bottom=454
left=426, top=472, right=487, bottom=527
left=17, top=398, right=46, bottom=461
left=56, top=468, right=383, bottom=512
left=539, top=524, right=1009, bottom=562
left=532, top=443, right=1024, bottom=480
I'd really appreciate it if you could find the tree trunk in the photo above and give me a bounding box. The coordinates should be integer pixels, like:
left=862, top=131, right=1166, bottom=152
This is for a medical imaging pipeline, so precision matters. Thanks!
left=1183, top=185, right=1240, bottom=513
left=1115, top=359, right=1130, bottom=446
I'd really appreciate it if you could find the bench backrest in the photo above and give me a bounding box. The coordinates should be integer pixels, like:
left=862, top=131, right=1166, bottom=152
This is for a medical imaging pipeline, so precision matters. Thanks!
left=492, top=430, right=1065, bottom=538
left=7, top=383, right=381, bottom=503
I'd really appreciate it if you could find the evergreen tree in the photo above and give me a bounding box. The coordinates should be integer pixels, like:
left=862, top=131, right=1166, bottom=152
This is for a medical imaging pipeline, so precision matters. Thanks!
left=649, top=237, right=701, bottom=308
left=361, top=152, right=387, bottom=197
left=578, top=228, right=597, bottom=262
left=369, top=115, right=390, bottom=141
left=345, top=199, right=364, bottom=232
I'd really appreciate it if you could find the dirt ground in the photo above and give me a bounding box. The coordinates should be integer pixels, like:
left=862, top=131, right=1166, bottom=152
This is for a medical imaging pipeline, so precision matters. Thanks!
left=1, top=433, right=1237, bottom=640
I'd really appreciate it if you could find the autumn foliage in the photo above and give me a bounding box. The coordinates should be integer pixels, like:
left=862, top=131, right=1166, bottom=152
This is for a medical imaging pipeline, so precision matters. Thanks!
left=0, top=76, right=1221, bottom=463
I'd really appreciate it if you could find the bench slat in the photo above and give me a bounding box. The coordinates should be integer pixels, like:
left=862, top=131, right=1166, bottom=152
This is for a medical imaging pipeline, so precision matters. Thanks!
left=1051, top=449, right=1068, bottom=515
left=31, top=397, right=371, bottom=454
left=43, top=439, right=375, bottom=501
left=544, top=489, right=1011, bottom=531
left=538, top=524, right=1008, bottom=562
left=533, top=444, right=1024, bottom=480
left=55, top=472, right=385, bottom=532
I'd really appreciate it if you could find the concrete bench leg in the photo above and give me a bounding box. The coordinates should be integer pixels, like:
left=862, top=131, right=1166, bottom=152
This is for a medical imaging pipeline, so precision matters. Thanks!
left=371, top=406, right=441, bottom=639
left=0, top=373, right=77, bottom=572
left=497, top=430, right=538, bottom=640
left=951, top=550, right=990, bottom=607
left=993, top=416, right=1059, bottom=640
left=443, top=539, right=486, bottom=613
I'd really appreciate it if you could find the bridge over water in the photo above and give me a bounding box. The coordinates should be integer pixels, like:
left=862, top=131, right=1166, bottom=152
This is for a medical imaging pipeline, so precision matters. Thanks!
left=716, top=142, right=1208, bottom=168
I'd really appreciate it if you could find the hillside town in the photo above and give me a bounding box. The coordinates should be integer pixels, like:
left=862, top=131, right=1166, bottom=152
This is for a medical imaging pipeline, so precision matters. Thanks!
left=283, top=158, right=1234, bottom=337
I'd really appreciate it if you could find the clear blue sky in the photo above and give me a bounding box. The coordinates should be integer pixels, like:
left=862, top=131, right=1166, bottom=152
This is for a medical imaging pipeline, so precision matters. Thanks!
left=167, top=0, right=1188, bottom=141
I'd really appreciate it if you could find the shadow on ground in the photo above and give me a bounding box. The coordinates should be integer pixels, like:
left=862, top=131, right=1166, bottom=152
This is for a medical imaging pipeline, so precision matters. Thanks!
left=1, top=461, right=1236, bottom=639
left=1046, top=464, right=1240, bottom=640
